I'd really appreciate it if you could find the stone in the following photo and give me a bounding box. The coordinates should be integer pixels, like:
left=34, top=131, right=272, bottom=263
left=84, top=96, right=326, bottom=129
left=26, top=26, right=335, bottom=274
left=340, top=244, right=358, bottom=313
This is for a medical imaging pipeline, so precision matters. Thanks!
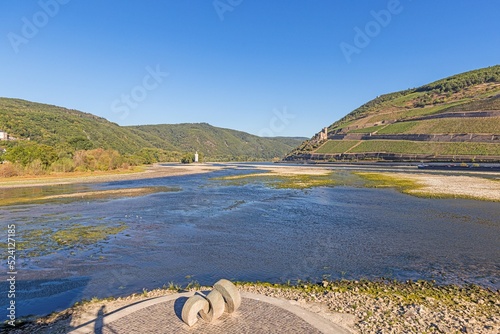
left=181, top=294, right=210, bottom=327
left=200, top=289, right=225, bottom=322
left=214, top=279, right=241, bottom=313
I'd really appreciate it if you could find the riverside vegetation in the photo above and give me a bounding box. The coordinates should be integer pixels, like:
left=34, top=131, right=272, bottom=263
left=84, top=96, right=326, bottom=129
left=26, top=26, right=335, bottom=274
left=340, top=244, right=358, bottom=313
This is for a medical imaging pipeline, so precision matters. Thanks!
left=0, top=97, right=305, bottom=177
left=213, top=168, right=500, bottom=201
left=213, top=171, right=338, bottom=189
left=3, top=222, right=128, bottom=258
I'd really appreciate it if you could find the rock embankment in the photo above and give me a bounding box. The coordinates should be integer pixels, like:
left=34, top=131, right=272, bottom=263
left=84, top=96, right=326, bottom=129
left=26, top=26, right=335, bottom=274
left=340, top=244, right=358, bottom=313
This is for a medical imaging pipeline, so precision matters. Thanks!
left=240, top=280, right=499, bottom=334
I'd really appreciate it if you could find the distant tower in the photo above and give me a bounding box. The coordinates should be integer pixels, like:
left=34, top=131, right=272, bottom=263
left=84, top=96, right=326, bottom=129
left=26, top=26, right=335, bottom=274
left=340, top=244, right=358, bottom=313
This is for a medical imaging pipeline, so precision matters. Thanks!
left=321, top=127, right=328, bottom=141
left=194, top=151, right=199, bottom=163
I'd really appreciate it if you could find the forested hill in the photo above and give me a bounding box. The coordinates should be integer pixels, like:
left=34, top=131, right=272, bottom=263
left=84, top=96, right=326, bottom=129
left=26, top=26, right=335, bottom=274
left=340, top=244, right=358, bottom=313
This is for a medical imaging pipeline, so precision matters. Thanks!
left=127, top=123, right=305, bottom=161
left=286, top=65, right=500, bottom=162
left=0, top=98, right=305, bottom=163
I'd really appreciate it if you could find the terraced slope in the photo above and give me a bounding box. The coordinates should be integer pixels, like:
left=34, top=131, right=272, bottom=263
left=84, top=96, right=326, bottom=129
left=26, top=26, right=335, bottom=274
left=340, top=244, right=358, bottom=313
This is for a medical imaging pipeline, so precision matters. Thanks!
left=286, top=65, right=500, bottom=162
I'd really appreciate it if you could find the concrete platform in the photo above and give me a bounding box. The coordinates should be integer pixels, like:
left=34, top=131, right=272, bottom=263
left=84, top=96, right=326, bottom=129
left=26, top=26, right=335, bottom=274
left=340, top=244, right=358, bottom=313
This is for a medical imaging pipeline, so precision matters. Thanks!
left=68, top=291, right=352, bottom=334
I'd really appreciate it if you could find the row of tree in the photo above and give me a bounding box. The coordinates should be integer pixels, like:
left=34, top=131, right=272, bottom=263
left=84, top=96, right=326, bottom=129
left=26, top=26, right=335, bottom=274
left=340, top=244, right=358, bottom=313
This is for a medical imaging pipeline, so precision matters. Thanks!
left=417, top=65, right=500, bottom=93
left=0, top=142, right=195, bottom=177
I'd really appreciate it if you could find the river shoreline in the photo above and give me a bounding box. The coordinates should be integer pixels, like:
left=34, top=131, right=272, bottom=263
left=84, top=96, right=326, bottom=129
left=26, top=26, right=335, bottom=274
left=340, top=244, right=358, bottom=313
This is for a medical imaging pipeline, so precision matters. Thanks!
left=2, top=164, right=499, bottom=332
left=0, top=163, right=224, bottom=189
left=1, top=162, right=499, bottom=201
left=5, top=280, right=499, bottom=334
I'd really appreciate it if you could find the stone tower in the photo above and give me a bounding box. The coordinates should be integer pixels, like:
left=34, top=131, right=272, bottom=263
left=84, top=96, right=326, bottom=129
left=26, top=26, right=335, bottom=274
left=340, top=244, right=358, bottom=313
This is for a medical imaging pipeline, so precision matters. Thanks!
left=319, top=127, right=328, bottom=141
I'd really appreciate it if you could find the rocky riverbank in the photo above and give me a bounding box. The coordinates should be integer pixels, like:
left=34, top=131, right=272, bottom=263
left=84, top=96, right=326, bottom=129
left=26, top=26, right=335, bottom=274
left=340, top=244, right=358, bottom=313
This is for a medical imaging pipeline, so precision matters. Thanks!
left=240, top=280, right=499, bottom=333
left=4, top=280, right=498, bottom=334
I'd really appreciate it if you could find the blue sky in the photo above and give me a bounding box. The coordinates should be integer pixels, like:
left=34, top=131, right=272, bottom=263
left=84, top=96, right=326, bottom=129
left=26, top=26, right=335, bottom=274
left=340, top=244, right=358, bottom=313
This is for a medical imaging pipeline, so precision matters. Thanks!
left=1, top=0, right=499, bottom=137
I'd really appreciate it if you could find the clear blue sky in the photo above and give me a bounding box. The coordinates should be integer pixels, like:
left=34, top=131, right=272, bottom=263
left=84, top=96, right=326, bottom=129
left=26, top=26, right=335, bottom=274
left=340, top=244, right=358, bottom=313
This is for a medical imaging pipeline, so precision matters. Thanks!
left=1, top=0, right=499, bottom=137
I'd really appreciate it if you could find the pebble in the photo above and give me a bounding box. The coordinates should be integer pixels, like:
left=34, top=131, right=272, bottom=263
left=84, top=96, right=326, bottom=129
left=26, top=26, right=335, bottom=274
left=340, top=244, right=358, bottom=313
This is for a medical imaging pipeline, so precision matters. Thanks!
left=240, top=283, right=500, bottom=334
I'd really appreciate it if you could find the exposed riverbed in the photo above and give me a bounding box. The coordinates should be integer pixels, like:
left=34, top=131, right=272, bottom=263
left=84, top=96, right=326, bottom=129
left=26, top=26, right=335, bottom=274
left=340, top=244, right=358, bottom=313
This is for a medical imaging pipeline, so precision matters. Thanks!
left=0, top=164, right=498, bottom=318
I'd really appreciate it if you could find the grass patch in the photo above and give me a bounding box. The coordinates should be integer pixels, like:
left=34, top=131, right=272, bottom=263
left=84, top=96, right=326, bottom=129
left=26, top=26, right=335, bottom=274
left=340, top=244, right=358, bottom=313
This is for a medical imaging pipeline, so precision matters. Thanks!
left=52, top=223, right=127, bottom=247
left=0, top=222, right=128, bottom=258
left=349, top=125, right=386, bottom=133
left=315, top=140, right=360, bottom=154
left=348, top=140, right=500, bottom=156
left=403, top=117, right=500, bottom=134
left=213, top=172, right=337, bottom=189
left=355, top=172, right=422, bottom=195
left=377, top=121, right=419, bottom=134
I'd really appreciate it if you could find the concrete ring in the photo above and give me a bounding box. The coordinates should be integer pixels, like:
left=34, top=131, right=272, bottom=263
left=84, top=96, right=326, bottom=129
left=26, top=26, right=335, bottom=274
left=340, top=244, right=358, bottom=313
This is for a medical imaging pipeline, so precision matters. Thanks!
left=213, top=279, right=241, bottom=313
left=181, top=294, right=210, bottom=327
left=199, top=289, right=225, bottom=322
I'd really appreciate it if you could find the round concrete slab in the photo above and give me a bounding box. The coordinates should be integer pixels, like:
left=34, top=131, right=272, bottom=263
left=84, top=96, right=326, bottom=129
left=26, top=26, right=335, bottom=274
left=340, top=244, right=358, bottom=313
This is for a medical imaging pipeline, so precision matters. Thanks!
left=68, top=292, right=352, bottom=334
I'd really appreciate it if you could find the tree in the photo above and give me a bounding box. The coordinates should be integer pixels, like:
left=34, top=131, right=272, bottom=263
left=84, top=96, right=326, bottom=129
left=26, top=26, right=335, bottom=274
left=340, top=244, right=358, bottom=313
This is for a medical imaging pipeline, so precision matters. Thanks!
left=180, top=153, right=194, bottom=164
left=4, top=142, right=57, bottom=168
left=68, top=136, right=93, bottom=150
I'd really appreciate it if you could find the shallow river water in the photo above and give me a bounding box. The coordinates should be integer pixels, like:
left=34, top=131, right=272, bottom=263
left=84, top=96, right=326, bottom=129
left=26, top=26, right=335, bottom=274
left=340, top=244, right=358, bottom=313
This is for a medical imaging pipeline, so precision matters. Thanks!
left=1, top=166, right=499, bottom=317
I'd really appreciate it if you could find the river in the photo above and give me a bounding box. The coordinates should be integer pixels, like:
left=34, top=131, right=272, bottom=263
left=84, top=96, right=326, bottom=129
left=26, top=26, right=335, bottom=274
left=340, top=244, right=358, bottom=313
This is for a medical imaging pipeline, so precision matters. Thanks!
left=0, top=165, right=498, bottom=317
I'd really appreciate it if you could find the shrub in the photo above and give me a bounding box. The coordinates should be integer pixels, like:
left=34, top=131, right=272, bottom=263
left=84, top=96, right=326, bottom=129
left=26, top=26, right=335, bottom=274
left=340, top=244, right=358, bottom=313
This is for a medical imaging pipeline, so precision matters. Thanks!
left=0, top=162, right=23, bottom=177
left=73, top=148, right=123, bottom=171
left=51, top=158, right=75, bottom=173
left=26, top=159, right=46, bottom=175
left=180, top=154, right=194, bottom=164
left=3, top=142, right=57, bottom=167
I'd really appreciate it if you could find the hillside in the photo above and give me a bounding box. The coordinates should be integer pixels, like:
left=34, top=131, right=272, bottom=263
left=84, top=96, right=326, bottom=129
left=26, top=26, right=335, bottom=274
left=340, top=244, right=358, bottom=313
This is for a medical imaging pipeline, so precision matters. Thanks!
left=0, top=98, right=305, bottom=162
left=127, top=124, right=304, bottom=161
left=285, top=65, right=500, bottom=162
left=0, top=98, right=156, bottom=154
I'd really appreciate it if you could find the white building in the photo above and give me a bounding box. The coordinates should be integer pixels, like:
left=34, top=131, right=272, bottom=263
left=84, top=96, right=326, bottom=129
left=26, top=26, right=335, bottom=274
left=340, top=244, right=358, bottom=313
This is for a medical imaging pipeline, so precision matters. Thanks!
left=0, top=131, right=8, bottom=141
left=194, top=151, right=199, bottom=163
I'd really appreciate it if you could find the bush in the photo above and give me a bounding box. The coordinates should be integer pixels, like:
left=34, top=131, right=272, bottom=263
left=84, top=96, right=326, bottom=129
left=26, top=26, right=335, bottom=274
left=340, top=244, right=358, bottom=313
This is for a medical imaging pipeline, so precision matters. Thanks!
left=3, top=142, right=57, bottom=167
left=26, top=159, right=46, bottom=175
left=0, top=162, right=23, bottom=177
left=51, top=158, right=75, bottom=173
left=73, top=148, right=123, bottom=171
left=180, top=154, right=194, bottom=164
